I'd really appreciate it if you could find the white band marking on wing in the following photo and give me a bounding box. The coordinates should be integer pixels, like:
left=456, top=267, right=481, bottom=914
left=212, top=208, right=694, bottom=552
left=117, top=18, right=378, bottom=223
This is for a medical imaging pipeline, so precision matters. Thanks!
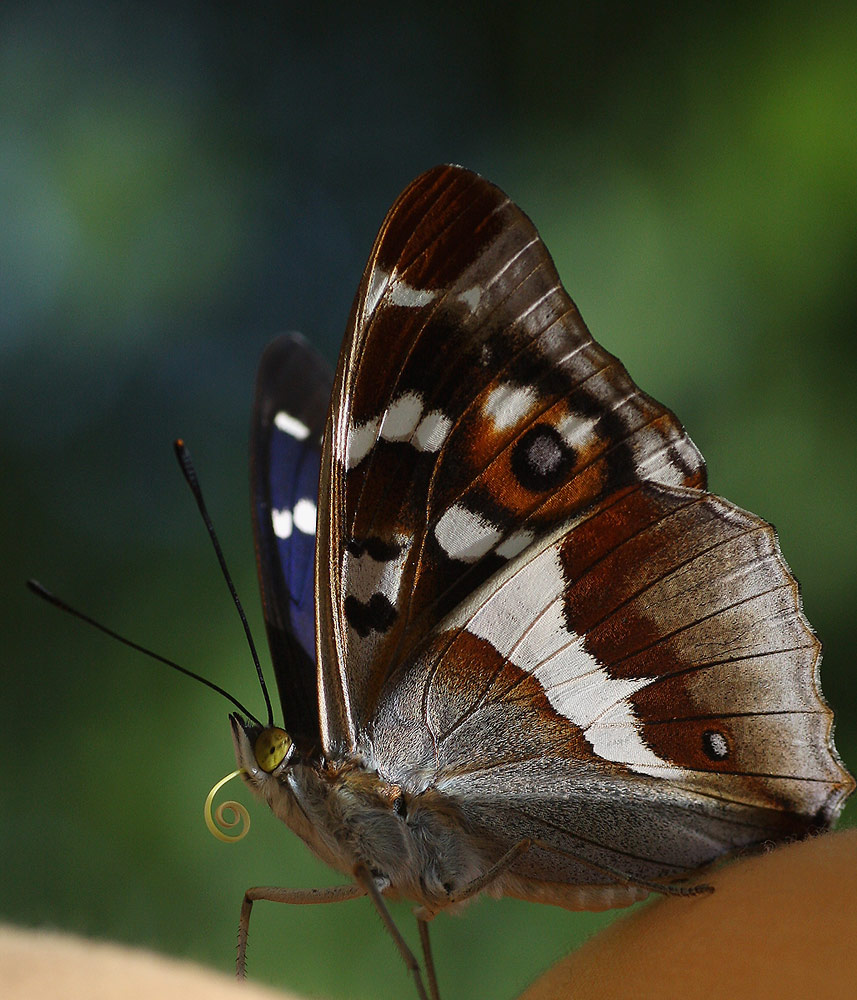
left=462, top=544, right=668, bottom=771
left=364, top=268, right=390, bottom=320
left=388, top=281, right=439, bottom=308
left=458, top=286, right=482, bottom=310
left=342, top=535, right=412, bottom=606
left=495, top=529, right=534, bottom=560
left=346, top=399, right=453, bottom=466
left=346, top=416, right=381, bottom=468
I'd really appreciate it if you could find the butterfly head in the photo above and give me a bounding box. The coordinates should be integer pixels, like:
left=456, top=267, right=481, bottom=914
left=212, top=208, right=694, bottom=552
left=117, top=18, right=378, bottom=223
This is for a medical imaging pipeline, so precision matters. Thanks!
left=230, top=713, right=294, bottom=779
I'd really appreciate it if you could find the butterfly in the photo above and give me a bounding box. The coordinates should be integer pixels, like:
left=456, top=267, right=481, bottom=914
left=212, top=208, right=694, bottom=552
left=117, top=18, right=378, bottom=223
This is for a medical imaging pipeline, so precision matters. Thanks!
left=233, top=164, right=854, bottom=999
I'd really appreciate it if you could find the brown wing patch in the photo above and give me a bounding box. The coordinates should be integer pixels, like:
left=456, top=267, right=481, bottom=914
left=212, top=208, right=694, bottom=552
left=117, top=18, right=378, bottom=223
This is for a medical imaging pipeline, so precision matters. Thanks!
left=420, top=628, right=601, bottom=775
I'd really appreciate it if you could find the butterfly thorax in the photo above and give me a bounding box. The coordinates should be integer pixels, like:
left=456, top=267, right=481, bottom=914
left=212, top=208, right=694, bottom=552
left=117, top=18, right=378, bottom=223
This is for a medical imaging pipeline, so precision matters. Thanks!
left=232, top=717, right=490, bottom=908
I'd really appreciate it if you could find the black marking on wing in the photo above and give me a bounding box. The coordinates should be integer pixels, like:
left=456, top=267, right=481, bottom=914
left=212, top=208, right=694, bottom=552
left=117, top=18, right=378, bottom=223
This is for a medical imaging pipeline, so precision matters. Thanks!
left=344, top=593, right=398, bottom=637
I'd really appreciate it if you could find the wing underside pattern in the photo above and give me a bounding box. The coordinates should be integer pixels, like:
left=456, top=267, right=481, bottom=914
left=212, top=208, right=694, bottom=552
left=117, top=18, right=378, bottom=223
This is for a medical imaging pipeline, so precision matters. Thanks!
left=264, top=166, right=851, bottom=885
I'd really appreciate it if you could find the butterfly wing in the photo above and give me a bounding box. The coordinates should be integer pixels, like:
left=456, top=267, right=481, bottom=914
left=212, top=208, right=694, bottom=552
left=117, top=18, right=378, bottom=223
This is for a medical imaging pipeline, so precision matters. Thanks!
left=252, top=332, right=331, bottom=748
left=373, top=483, right=851, bottom=891
left=316, top=164, right=705, bottom=751
left=313, top=165, right=852, bottom=888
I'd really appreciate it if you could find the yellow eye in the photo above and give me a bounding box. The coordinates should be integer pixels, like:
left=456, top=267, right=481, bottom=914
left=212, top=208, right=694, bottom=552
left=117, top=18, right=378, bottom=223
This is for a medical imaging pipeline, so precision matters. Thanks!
left=254, top=727, right=291, bottom=772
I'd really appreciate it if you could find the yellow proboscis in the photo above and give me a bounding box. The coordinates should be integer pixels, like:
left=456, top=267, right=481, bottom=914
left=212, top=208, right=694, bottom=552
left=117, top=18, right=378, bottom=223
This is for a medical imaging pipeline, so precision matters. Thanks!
left=204, top=769, right=250, bottom=843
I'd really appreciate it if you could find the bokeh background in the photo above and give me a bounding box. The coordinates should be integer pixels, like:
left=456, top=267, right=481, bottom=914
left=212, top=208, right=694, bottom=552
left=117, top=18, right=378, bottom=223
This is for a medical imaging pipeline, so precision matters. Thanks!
left=3, top=3, right=856, bottom=999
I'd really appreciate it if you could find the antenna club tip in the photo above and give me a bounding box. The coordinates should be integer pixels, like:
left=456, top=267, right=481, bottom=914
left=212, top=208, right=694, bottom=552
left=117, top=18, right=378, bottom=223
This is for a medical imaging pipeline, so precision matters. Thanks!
left=173, top=439, right=193, bottom=475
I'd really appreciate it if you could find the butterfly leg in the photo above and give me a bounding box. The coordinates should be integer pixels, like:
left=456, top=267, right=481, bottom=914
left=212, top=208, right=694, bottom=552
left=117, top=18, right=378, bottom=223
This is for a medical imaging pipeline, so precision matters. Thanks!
left=236, top=882, right=366, bottom=979
left=446, top=837, right=533, bottom=908
left=413, top=838, right=533, bottom=925
left=354, top=863, right=433, bottom=1000
left=409, top=839, right=532, bottom=1000
left=417, top=919, right=440, bottom=1000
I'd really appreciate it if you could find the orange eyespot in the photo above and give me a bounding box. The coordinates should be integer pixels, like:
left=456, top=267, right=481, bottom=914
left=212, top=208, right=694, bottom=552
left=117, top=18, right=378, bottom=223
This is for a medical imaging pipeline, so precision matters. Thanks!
left=254, top=727, right=291, bottom=772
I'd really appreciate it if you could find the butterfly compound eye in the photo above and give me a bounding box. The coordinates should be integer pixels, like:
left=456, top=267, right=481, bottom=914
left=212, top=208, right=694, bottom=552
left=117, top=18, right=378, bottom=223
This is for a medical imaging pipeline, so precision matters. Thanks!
left=254, top=728, right=292, bottom=772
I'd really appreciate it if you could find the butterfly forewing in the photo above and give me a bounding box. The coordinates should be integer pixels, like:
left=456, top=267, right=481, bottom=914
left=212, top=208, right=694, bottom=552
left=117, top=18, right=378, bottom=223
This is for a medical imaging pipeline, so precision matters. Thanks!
left=318, top=165, right=712, bottom=749
left=252, top=332, right=331, bottom=747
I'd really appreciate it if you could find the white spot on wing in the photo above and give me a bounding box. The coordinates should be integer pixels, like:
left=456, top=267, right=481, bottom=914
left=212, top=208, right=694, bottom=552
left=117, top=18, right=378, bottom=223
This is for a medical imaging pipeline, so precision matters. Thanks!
left=364, top=268, right=390, bottom=319
left=380, top=393, right=423, bottom=441
left=274, top=411, right=311, bottom=440
left=292, top=498, right=317, bottom=534
left=347, top=416, right=380, bottom=468
left=434, top=504, right=502, bottom=562
left=388, top=280, right=438, bottom=308
left=342, top=536, right=412, bottom=606
left=413, top=410, right=452, bottom=452
left=484, top=383, right=538, bottom=431
left=272, top=508, right=293, bottom=539
left=556, top=412, right=598, bottom=450
left=458, top=286, right=482, bottom=311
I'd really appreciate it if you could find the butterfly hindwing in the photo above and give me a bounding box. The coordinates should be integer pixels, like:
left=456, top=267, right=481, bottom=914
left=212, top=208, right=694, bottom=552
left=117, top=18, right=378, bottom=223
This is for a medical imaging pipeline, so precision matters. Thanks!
left=370, top=480, right=847, bottom=891
left=252, top=332, right=331, bottom=748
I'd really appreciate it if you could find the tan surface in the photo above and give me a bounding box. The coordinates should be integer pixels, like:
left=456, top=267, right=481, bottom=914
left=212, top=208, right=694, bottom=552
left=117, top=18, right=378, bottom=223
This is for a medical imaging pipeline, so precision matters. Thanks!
left=0, top=925, right=296, bottom=1000
left=4, top=830, right=855, bottom=999
left=520, top=828, right=857, bottom=1000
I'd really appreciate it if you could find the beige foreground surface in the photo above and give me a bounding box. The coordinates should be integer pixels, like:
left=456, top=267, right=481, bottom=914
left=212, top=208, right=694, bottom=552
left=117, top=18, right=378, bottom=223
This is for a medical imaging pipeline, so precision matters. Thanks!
left=3, top=829, right=855, bottom=999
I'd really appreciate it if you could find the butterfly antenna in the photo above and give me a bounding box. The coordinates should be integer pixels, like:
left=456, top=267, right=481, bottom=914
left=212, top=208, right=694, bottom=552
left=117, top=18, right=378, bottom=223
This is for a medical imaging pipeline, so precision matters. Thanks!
left=173, top=439, right=275, bottom=728
left=27, top=579, right=263, bottom=725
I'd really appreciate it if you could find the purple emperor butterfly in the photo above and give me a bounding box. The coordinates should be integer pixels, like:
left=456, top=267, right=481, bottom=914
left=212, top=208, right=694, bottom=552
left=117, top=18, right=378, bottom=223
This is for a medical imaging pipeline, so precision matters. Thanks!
left=234, top=165, right=853, bottom=1000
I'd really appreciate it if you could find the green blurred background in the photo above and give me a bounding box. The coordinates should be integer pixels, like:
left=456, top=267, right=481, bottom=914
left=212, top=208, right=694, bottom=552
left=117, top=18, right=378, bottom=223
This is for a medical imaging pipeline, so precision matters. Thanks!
left=3, top=2, right=855, bottom=998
